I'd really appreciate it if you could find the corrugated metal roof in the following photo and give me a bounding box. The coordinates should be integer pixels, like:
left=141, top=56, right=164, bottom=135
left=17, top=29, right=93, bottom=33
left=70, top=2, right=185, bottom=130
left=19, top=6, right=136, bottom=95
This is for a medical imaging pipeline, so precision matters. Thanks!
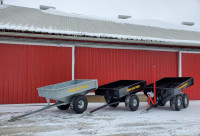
left=0, top=5, right=200, bottom=46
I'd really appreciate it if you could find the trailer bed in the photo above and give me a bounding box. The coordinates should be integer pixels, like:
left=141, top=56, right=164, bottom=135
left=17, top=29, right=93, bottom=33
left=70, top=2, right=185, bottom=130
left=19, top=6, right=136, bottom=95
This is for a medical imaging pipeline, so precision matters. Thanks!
left=95, top=80, right=146, bottom=98
left=38, top=79, right=98, bottom=104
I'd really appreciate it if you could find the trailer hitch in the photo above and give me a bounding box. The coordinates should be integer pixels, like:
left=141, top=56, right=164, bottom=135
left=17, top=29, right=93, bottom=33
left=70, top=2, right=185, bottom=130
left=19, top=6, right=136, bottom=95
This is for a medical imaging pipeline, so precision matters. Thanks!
left=83, top=101, right=120, bottom=116
left=141, top=105, right=154, bottom=114
left=141, top=66, right=157, bottom=114
left=141, top=94, right=158, bottom=114
left=8, top=102, right=68, bottom=122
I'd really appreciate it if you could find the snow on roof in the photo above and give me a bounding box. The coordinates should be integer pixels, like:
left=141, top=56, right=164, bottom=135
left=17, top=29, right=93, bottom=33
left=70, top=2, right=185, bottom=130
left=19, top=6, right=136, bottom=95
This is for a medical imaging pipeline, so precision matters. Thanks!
left=0, top=5, right=200, bottom=46
left=42, top=8, right=200, bottom=33
left=4, top=0, right=200, bottom=25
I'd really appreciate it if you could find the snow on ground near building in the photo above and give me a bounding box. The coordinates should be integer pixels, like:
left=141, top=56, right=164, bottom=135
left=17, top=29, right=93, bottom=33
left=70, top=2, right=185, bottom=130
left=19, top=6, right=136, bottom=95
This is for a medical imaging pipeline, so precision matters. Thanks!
left=0, top=101, right=200, bottom=136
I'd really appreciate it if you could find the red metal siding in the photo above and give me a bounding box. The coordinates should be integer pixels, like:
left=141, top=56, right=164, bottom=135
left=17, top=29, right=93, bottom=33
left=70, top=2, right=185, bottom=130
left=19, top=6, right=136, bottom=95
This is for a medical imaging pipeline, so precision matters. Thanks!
left=75, top=47, right=178, bottom=87
left=182, top=53, right=200, bottom=100
left=0, top=43, right=72, bottom=104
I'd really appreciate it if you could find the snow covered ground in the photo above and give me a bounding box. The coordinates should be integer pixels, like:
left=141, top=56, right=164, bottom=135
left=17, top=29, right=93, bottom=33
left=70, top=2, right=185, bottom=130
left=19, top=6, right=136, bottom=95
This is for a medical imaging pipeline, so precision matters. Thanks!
left=0, top=101, right=200, bottom=136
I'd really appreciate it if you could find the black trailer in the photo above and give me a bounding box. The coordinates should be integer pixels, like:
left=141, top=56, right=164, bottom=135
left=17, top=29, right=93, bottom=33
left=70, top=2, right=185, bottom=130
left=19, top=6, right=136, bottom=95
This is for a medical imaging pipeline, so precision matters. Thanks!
left=144, top=77, right=194, bottom=111
left=93, top=80, right=146, bottom=112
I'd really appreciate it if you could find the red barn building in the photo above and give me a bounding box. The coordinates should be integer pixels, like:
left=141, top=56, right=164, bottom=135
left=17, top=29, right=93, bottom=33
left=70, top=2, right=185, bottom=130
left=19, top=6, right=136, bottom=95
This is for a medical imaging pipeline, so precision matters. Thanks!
left=0, top=5, right=200, bottom=104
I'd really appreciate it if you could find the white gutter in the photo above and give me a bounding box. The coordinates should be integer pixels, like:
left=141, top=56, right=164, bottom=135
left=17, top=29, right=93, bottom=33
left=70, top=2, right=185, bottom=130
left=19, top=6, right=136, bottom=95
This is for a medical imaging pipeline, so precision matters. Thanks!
left=1, top=32, right=200, bottom=47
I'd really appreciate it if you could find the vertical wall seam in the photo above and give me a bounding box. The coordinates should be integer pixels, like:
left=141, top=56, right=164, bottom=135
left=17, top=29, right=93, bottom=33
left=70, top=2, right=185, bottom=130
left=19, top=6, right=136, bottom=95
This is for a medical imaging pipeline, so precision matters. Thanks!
left=72, top=45, right=75, bottom=80
left=178, top=51, right=182, bottom=77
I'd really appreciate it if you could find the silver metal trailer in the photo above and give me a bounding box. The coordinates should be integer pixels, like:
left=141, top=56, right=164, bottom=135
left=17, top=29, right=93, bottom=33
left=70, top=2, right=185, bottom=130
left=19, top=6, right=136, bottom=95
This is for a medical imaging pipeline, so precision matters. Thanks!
left=9, top=79, right=98, bottom=121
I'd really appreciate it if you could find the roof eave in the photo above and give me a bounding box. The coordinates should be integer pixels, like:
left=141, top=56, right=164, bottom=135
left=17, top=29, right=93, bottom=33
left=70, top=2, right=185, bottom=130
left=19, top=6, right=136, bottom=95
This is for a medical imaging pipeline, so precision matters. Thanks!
left=0, top=31, right=200, bottom=48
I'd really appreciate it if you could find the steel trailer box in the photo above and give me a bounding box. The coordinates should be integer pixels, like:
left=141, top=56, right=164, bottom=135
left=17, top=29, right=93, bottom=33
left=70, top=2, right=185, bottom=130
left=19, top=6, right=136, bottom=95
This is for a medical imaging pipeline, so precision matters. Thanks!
left=144, top=77, right=194, bottom=111
left=38, top=79, right=98, bottom=104
left=95, top=80, right=146, bottom=98
left=94, top=80, right=146, bottom=112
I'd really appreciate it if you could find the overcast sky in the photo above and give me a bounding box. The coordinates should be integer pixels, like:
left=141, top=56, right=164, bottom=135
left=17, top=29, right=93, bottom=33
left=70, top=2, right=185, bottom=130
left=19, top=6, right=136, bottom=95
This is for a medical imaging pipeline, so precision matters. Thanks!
left=4, top=0, right=200, bottom=25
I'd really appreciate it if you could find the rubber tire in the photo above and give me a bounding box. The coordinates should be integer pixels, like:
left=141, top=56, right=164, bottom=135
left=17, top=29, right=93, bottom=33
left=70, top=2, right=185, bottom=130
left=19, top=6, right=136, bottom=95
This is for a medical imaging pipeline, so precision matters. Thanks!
left=70, top=95, right=88, bottom=114
left=104, top=96, right=119, bottom=108
left=56, top=101, right=70, bottom=110
left=125, top=94, right=139, bottom=111
left=182, top=94, right=189, bottom=108
left=175, top=95, right=183, bottom=111
left=170, top=97, right=176, bottom=111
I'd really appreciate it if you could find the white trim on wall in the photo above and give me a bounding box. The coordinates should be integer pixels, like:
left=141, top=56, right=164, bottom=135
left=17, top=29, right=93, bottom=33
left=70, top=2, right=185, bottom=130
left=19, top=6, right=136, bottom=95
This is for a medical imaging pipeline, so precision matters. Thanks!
left=180, top=51, right=200, bottom=54
left=0, top=40, right=179, bottom=52
left=76, top=44, right=179, bottom=52
left=178, top=51, right=182, bottom=77
left=72, top=45, right=75, bottom=80
left=0, top=41, right=74, bottom=48
left=178, top=51, right=200, bottom=78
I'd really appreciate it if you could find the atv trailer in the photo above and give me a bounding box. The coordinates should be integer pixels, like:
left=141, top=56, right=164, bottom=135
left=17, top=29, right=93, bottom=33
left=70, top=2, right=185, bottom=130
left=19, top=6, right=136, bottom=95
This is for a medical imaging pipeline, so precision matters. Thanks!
left=144, top=77, right=194, bottom=111
left=88, top=80, right=146, bottom=114
left=9, top=79, right=98, bottom=121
